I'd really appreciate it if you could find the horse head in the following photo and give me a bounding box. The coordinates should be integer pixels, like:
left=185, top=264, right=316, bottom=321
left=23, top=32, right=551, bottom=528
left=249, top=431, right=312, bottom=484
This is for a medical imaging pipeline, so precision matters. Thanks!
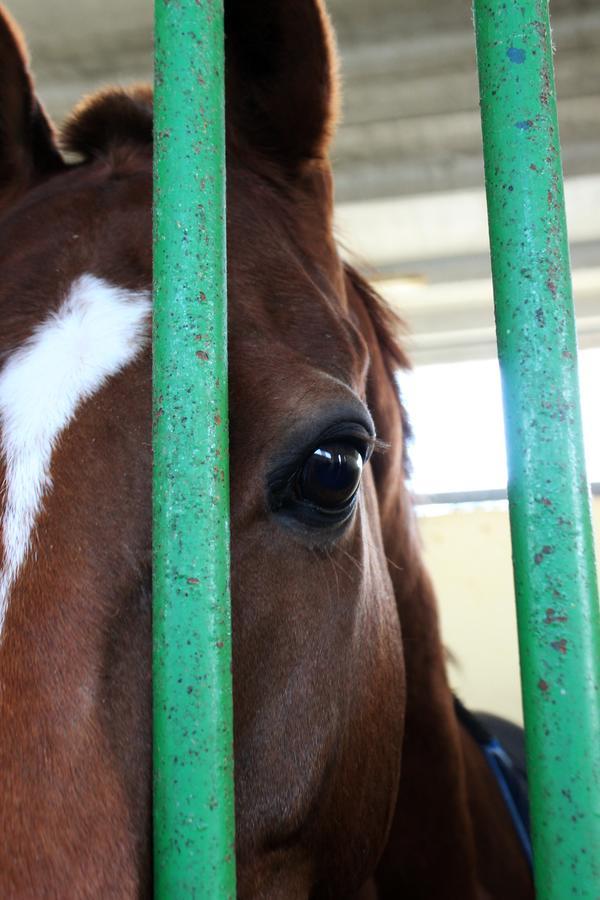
left=0, top=3, right=407, bottom=896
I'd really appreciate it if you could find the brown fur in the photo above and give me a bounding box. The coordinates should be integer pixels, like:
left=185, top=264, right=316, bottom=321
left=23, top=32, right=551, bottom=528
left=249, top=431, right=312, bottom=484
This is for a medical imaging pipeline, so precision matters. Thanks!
left=0, top=7, right=64, bottom=210
left=0, top=2, right=533, bottom=898
left=346, top=272, right=533, bottom=899
left=61, top=85, right=153, bottom=161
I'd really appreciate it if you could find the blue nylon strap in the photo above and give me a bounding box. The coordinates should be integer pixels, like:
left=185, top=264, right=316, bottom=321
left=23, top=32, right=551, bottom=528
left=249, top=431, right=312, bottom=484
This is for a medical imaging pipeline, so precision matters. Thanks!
left=454, top=697, right=532, bottom=870
left=482, top=739, right=533, bottom=869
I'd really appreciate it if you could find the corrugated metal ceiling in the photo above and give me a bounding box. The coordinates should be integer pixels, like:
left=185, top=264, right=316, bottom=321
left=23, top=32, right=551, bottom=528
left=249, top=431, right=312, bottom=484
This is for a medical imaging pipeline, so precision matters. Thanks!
left=7, top=0, right=599, bottom=362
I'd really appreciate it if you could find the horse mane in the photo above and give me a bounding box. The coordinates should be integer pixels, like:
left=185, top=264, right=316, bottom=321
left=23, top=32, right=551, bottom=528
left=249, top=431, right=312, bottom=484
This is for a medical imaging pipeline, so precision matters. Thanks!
left=60, top=86, right=153, bottom=161
left=344, top=263, right=413, bottom=470
left=344, top=264, right=410, bottom=371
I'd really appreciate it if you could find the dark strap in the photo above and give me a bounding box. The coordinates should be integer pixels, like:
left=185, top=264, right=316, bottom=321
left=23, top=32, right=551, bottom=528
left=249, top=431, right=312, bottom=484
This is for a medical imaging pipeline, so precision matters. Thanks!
left=454, top=697, right=533, bottom=869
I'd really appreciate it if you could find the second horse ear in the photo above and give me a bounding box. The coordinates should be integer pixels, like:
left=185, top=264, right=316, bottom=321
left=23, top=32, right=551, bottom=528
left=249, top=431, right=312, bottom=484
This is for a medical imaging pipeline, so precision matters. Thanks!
left=225, top=0, right=339, bottom=170
left=0, top=6, right=65, bottom=212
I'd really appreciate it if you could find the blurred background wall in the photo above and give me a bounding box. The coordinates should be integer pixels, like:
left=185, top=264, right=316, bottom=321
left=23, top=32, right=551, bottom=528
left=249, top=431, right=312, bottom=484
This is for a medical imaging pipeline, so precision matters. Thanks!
left=419, top=500, right=600, bottom=724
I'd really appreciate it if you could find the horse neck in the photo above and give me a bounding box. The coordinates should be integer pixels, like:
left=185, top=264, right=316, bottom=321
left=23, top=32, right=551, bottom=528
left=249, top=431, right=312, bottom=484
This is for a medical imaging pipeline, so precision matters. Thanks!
left=362, top=333, right=480, bottom=893
left=369, top=375, right=531, bottom=898
left=458, top=725, right=533, bottom=899
left=373, top=500, right=480, bottom=898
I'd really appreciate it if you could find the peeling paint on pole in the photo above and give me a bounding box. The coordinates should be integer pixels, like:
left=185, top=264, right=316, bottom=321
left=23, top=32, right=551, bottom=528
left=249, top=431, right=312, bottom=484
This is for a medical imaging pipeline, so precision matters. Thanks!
left=474, top=1, right=600, bottom=896
left=153, top=1, right=236, bottom=896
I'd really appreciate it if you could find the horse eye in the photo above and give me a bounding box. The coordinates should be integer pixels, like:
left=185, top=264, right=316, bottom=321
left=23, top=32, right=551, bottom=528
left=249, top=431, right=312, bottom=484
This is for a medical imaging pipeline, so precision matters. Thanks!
left=297, top=443, right=364, bottom=512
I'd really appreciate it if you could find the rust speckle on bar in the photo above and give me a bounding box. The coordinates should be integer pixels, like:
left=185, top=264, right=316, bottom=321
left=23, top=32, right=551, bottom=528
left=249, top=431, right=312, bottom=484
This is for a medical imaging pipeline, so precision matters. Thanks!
left=545, top=608, right=569, bottom=625
left=534, top=545, right=554, bottom=565
left=475, top=0, right=600, bottom=891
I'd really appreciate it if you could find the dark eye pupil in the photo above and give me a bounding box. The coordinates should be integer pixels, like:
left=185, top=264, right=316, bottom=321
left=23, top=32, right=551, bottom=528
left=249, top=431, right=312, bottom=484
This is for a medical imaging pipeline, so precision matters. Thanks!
left=298, top=443, right=364, bottom=511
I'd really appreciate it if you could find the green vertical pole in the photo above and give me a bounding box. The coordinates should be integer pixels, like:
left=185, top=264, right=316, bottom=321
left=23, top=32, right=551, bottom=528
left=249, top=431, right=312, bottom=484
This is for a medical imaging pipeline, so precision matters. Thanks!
left=153, top=1, right=235, bottom=897
left=474, top=1, right=600, bottom=896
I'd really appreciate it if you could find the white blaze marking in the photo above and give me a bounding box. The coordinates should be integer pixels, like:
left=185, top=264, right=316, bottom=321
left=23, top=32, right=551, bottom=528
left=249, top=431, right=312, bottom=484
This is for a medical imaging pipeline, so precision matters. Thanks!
left=0, top=274, right=151, bottom=636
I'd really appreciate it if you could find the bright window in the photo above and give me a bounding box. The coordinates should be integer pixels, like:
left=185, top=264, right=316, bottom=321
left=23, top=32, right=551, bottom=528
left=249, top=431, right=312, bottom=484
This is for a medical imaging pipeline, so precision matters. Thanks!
left=400, top=348, right=600, bottom=499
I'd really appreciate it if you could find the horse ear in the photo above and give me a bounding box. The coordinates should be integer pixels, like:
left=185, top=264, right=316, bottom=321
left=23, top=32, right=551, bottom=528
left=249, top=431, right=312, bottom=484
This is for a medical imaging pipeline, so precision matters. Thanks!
left=0, top=7, right=64, bottom=208
left=225, top=0, right=339, bottom=168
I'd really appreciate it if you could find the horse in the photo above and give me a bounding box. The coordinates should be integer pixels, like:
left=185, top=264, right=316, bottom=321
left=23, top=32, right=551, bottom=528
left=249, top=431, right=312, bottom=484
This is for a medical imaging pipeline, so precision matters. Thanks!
left=0, top=2, right=534, bottom=897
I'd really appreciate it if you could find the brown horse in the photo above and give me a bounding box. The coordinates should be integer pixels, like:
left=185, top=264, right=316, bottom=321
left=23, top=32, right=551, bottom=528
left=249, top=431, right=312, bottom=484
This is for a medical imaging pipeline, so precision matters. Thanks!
left=0, top=2, right=533, bottom=898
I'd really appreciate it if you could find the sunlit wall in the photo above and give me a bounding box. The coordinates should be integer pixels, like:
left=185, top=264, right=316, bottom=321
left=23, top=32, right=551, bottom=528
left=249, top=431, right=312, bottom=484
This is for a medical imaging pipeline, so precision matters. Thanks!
left=418, top=499, right=600, bottom=725
left=405, top=348, right=600, bottom=724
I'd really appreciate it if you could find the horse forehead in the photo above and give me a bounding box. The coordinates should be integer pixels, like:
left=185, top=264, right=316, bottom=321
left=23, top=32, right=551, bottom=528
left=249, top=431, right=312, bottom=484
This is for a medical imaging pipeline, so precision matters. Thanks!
left=226, top=166, right=368, bottom=385
left=231, top=276, right=369, bottom=406
left=229, top=238, right=368, bottom=392
left=0, top=160, right=152, bottom=260
left=3, top=162, right=366, bottom=392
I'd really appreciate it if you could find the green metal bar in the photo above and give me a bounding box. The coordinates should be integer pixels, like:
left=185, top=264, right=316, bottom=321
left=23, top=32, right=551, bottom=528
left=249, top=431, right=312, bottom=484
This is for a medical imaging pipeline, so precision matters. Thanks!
left=473, top=1, right=600, bottom=895
left=152, top=1, right=235, bottom=896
